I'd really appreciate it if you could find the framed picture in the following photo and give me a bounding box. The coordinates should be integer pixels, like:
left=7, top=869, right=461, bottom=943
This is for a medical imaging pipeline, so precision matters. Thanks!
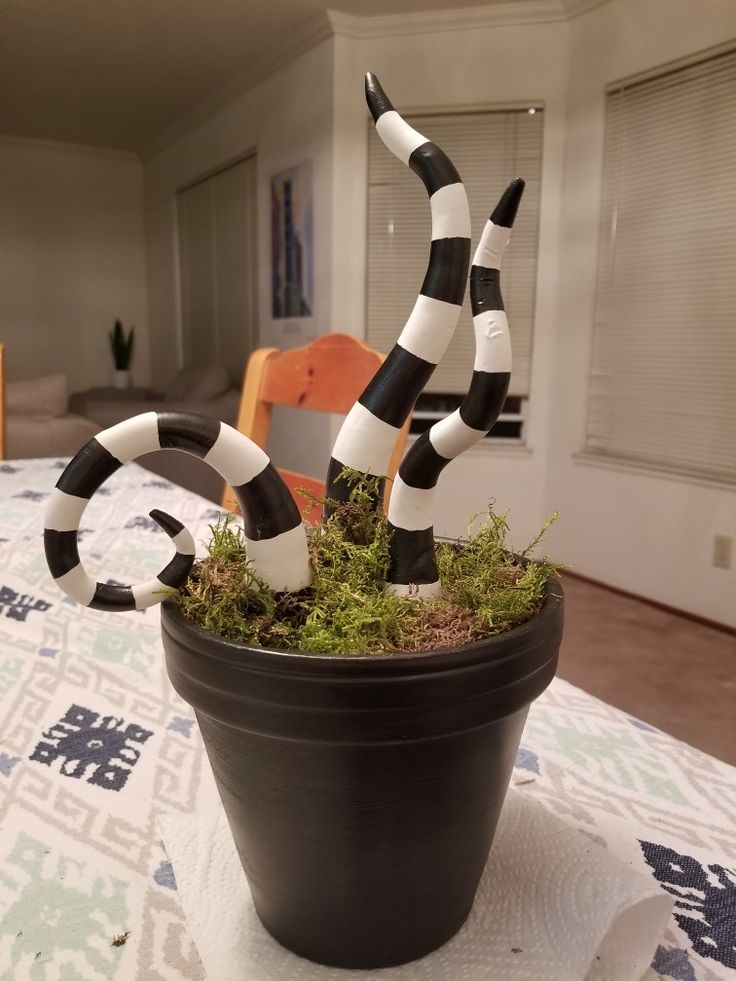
left=271, top=160, right=314, bottom=318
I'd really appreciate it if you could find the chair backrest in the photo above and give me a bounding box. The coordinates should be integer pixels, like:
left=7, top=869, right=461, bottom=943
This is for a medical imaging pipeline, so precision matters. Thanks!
left=0, top=344, right=6, bottom=460
left=222, top=334, right=410, bottom=522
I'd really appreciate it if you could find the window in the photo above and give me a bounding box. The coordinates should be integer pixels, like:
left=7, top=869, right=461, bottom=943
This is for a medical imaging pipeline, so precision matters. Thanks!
left=585, top=48, right=736, bottom=484
left=366, top=107, right=543, bottom=440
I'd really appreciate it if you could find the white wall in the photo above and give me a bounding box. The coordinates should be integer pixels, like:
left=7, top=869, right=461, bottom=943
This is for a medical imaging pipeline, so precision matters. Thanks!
left=144, top=38, right=336, bottom=474
left=142, top=2, right=736, bottom=624
left=330, top=21, right=571, bottom=548
left=546, top=0, right=736, bottom=625
left=0, top=138, right=148, bottom=392
left=144, top=39, right=335, bottom=386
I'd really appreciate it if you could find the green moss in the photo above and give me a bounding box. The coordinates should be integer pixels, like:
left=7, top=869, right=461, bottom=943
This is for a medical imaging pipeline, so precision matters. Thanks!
left=176, top=475, right=559, bottom=656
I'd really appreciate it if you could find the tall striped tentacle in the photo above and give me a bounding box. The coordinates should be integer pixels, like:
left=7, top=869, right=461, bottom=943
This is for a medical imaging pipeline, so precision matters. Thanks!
left=324, top=72, right=471, bottom=516
left=44, top=411, right=312, bottom=612
left=386, top=178, right=525, bottom=597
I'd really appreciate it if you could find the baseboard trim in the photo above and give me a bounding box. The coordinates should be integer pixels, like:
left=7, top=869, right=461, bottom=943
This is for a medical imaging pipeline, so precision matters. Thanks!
left=560, top=570, right=736, bottom=637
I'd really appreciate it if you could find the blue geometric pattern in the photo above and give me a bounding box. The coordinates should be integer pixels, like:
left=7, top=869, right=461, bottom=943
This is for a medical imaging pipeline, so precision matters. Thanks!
left=153, top=860, right=177, bottom=890
left=652, top=944, right=697, bottom=981
left=167, top=716, right=194, bottom=738
left=30, top=704, right=153, bottom=791
left=641, top=841, right=736, bottom=969
left=0, top=585, right=52, bottom=621
left=0, top=753, right=21, bottom=777
left=515, top=746, right=540, bottom=774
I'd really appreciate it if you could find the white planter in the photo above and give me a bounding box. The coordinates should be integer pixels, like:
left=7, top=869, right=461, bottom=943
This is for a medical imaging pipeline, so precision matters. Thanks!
left=112, top=369, right=131, bottom=390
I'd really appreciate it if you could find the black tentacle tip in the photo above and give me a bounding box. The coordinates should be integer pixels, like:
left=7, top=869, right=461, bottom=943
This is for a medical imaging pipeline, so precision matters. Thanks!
left=490, top=178, right=526, bottom=229
left=150, top=508, right=185, bottom=539
left=365, top=72, right=394, bottom=122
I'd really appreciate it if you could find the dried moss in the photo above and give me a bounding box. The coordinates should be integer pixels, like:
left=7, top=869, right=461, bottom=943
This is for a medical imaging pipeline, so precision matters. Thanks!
left=176, top=473, right=559, bottom=657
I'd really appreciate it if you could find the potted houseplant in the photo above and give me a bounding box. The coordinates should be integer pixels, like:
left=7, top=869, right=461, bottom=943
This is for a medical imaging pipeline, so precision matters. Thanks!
left=109, top=318, right=134, bottom=388
left=43, top=74, right=564, bottom=971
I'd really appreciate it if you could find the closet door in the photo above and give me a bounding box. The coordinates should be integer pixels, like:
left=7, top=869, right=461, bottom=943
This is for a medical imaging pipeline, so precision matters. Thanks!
left=213, top=156, right=257, bottom=383
left=178, top=178, right=217, bottom=365
left=177, top=154, right=257, bottom=381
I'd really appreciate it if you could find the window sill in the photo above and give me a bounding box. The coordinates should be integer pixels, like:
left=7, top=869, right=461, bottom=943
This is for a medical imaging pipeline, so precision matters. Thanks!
left=407, top=435, right=532, bottom=459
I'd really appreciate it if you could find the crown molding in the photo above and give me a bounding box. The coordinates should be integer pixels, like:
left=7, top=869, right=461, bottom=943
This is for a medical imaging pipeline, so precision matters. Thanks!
left=0, top=134, right=139, bottom=163
left=143, top=0, right=612, bottom=158
left=328, top=2, right=565, bottom=39
left=142, top=11, right=334, bottom=159
left=327, top=0, right=610, bottom=39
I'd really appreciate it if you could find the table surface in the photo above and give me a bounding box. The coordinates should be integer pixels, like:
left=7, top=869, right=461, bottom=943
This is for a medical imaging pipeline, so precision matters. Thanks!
left=0, top=458, right=734, bottom=980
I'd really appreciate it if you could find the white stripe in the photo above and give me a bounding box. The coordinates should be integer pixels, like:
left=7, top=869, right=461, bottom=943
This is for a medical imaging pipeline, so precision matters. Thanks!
left=45, top=489, right=88, bottom=532
left=95, top=412, right=160, bottom=463
left=472, top=222, right=511, bottom=270
left=204, top=424, right=270, bottom=487
left=472, top=310, right=512, bottom=374
left=397, top=295, right=461, bottom=365
left=375, top=110, right=426, bottom=165
left=171, top=527, right=196, bottom=555
left=430, top=410, right=487, bottom=459
left=430, top=183, right=471, bottom=240
left=388, top=475, right=436, bottom=531
left=246, top=525, right=311, bottom=593
left=331, top=403, right=400, bottom=475
left=55, top=564, right=96, bottom=606
left=386, top=580, right=442, bottom=599
left=133, top=577, right=174, bottom=610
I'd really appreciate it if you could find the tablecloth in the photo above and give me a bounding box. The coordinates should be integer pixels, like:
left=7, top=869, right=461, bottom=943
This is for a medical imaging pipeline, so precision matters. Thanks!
left=0, top=458, right=734, bottom=980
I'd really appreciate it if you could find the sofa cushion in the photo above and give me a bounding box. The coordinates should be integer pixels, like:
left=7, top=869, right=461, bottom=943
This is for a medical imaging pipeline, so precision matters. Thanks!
left=166, top=364, right=230, bottom=402
left=7, top=414, right=101, bottom=459
left=7, top=374, right=68, bottom=416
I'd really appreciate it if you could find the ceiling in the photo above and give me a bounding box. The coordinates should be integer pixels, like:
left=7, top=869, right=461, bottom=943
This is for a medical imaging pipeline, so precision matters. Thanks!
left=0, top=0, right=564, bottom=154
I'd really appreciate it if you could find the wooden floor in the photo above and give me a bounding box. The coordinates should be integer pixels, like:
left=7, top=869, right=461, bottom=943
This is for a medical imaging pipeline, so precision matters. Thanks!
left=556, top=574, right=736, bottom=767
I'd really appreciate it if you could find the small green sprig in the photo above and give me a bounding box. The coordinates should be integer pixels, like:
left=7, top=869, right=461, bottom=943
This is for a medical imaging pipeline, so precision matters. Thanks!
left=109, top=319, right=135, bottom=370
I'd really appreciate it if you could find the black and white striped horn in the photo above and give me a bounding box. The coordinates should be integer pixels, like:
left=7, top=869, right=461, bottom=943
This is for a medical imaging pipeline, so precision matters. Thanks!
left=386, top=179, right=525, bottom=597
left=325, top=72, right=471, bottom=514
left=44, top=411, right=312, bottom=611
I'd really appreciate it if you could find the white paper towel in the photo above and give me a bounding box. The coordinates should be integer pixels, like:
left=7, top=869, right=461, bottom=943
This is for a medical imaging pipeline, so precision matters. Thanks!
left=159, top=789, right=673, bottom=981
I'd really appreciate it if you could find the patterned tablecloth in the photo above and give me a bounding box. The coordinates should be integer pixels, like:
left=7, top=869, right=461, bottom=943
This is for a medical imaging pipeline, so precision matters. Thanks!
left=0, top=458, right=734, bottom=981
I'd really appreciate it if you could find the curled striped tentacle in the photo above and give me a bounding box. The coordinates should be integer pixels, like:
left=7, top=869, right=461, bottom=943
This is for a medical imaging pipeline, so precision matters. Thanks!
left=325, top=72, right=471, bottom=515
left=386, top=179, right=525, bottom=597
left=44, top=411, right=312, bottom=611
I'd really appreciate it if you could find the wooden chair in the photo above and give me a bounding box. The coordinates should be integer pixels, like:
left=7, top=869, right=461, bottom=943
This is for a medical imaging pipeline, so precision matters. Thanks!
left=222, top=334, right=410, bottom=522
left=0, top=344, right=6, bottom=460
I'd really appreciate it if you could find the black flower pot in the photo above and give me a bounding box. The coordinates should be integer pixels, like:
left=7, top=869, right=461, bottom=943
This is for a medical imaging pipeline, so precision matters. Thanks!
left=160, top=575, right=564, bottom=970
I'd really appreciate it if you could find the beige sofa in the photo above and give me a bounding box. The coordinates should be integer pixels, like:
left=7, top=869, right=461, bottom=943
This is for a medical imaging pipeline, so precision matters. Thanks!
left=69, top=364, right=241, bottom=503
left=6, top=373, right=101, bottom=460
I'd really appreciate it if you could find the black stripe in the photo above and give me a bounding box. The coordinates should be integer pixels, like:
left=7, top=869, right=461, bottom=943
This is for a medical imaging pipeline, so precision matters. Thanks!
left=420, top=238, right=470, bottom=306
left=408, top=143, right=461, bottom=195
left=90, top=583, right=136, bottom=611
left=323, top=458, right=386, bottom=516
left=157, top=413, right=220, bottom=457
left=44, top=529, right=81, bottom=579
left=358, top=345, right=435, bottom=429
left=398, top=432, right=450, bottom=489
left=470, top=266, right=504, bottom=313
left=149, top=509, right=186, bottom=538
left=459, top=371, right=510, bottom=432
left=388, top=526, right=438, bottom=585
left=234, top=463, right=302, bottom=541
left=490, top=178, right=525, bottom=228
left=157, top=551, right=196, bottom=588
left=365, top=72, right=394, bottom=122
left=56, top=439, right=121, bottom=499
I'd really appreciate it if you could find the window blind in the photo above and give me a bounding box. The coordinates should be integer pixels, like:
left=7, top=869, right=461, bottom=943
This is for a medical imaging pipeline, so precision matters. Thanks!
left=585, top=48, right=736, bottom=484
left=366, top=108, right=543, bottom=396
